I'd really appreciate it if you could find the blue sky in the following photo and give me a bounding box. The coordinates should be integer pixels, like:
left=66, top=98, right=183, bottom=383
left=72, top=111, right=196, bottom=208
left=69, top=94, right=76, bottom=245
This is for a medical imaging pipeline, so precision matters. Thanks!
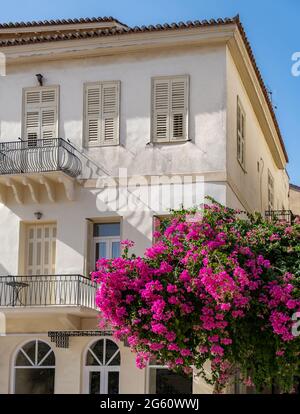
left=1, top=0, right=299, bottom=184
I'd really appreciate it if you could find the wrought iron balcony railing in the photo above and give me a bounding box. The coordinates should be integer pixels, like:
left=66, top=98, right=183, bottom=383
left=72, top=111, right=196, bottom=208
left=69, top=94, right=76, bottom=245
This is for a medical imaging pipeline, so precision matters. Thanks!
left=0, top=138, right=81, bottom=178
left=0, top=275, right=97, bottom=309
left=265, top=209, right=294, bottom=225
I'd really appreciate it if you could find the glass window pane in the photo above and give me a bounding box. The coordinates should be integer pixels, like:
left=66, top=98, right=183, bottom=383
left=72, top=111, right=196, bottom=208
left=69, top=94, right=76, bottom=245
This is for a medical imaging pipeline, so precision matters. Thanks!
left=86, top=340, right=104, bottom=365
left=93, top=223, right=120, bottom=237
left=95, top=242, right=107, bottom=263
left=15, top=368, right=55, bottom=394
left=107, top=371, right=119, bottom=394
left=89, top=371, right=101, bottom=394
left=111, top=242, right=120, bottom=258
left=16, top=351, right=32, bottom=366
left=151, top=368, right=192, bottom=394
left=99, top=242, right=107, bottom=259
left=21, top=341, right=36, bottom=365
left=37, top=342, right=52, bottom=364
left=105, top=340, right=120, bottom=365
left=40, top=352, right=55, bottom=366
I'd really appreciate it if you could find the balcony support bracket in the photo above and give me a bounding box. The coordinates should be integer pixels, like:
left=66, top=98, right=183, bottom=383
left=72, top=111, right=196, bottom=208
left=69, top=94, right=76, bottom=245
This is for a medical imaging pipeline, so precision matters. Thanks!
left=0, top=183, right=7, bottom=204
left=5, top=178, right=23, bottom=204
left=57, top=175, right=75, bottom=201
left=22, top=177, right=40, bottom=203
left=39, top=175, right=56, bottom=202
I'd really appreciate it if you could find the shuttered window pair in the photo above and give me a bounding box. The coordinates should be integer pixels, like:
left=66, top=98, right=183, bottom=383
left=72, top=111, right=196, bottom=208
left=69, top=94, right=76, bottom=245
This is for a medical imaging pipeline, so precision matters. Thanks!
left=152, top=75, right=189, bottom=142
left=84, top=81, right=120, bottom=147
left=84, top=75, right=188, bottom=146
left=23, top=87, right=59, bottom=146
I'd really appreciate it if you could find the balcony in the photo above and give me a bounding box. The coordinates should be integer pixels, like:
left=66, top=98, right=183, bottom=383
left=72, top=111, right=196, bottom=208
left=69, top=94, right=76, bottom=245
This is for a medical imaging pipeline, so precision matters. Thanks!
left=0, top=138, right=82, bottom=203
left=0, top=274, right=97, bottom=311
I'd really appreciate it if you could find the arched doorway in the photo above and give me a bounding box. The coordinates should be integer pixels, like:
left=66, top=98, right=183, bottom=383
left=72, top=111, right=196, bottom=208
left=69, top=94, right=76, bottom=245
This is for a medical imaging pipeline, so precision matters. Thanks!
left=84, top=338, right=120, bottom=394
left=13, top=339, right=55, bottom=394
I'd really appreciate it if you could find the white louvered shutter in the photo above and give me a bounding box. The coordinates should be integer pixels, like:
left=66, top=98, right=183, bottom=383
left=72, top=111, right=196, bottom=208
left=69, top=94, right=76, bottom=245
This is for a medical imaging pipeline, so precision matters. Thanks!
left=85, top=84, right=101, bottom=146
left=153, top=79, right=170, bottom=143
left=85, top=82, right=120, bottom=147
left=41, top=108, right=57, bottom=144
left=25, top=111, right=39, bottom=147
left=24, top=87, right=58, bottom=146
left=170, top=77, right=188, bottom=141
left=152, top=76, right=188, bottom=143
left=101, top=82, right=120, bottom=145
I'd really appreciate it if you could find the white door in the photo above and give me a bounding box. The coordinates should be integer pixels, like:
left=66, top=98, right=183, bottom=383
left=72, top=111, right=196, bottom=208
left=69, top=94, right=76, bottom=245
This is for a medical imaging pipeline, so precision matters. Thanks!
left=26, top=224, right=56, bottom=275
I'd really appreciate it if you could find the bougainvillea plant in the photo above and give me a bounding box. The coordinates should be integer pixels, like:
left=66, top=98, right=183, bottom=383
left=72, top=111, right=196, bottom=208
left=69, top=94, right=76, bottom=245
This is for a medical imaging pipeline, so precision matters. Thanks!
left=92, top=198, right=300, bottom=393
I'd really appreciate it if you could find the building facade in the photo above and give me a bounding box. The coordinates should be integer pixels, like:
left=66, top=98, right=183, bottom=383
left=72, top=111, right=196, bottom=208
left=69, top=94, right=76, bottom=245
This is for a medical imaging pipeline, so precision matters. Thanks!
left=0, top=15, right=289, bottom=394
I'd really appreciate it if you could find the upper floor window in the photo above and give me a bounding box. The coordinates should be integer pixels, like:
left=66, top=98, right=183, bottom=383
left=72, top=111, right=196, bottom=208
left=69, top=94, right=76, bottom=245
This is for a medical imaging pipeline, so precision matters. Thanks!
left=23, top=86, right=59, bottom=146
left=84, top=81, right=120, bottom=147
left=268, top=170, right=274, bottom=210
left=237, top=97, right=246, bottom=169
left=152, top=75, right=189, bottom=143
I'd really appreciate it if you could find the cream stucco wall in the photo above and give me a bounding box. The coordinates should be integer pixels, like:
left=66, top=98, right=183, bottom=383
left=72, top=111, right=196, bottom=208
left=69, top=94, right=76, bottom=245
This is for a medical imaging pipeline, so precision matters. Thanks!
left=0, top=45, right=227, bottom=178
left=226, top=47, right=289, bottom=213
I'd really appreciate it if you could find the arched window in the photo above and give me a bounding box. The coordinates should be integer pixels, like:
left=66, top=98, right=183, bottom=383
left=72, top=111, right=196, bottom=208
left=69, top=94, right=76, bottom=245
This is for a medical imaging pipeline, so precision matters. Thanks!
left=84, top=338, right=120, bottom=394
left=13, top=340, right=55, bottom=394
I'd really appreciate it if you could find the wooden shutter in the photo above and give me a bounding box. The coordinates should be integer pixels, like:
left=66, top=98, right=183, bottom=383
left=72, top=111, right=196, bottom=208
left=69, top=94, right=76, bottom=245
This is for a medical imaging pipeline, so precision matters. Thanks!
left=85, top=84, right=101, bottom=146
left=153, top=79, right=170, bottom=142
left=101, top=82, right=120, bottom=145
left=25, top=111, right=39, bottom=147
left=170, top=77, right=188, bottom=141
left=23, top=87, right=58, bottom=145
left=152, top=76, right=188, bottom=142
left=26, top=224, right=56, bottom=276
left=237, top=98, right=246, bottom=168
left=84, top=220, right=94, bottom=277
left=41, top=108, right=57, bottom=143
left=84, top=81, right=120, bottom=147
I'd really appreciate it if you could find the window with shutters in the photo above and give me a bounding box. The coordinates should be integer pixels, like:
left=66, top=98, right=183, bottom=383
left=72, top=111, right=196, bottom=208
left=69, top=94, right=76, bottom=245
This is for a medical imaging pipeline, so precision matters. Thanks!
left=268, top=170, right=274, bottom=211
left=84, top=81, right=120, bottom=147
left=152, top=75, right=189, bottom=143
left=23, top=87, right=59, bottom=146
left=237, top=97, right=246, bottom=170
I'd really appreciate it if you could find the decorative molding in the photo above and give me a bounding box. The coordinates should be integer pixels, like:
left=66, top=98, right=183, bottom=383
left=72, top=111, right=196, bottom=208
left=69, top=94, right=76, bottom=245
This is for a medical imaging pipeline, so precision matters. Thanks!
left=48, top=330, right=112, bottom=348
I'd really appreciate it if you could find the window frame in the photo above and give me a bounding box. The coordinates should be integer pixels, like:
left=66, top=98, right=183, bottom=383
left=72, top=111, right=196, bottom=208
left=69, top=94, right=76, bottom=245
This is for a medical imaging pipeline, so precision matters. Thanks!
left=146, top=363, right=193, bottom=394
left=151, top=75, right=189, bottom=144
left=90, top=221, right=121, bottom=272
left=11, top=339, right=56, bottom=394
left=83, top=337, right=121, bottom=394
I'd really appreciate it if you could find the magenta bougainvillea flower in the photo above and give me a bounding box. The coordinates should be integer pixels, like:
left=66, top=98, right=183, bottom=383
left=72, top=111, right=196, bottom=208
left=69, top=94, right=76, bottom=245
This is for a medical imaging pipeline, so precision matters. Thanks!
left=92, top=198, right=300, bottom=393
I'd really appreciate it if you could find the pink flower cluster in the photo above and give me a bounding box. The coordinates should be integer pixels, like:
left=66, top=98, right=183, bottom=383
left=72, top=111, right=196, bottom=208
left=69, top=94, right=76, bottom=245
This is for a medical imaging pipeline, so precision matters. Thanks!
left=92, top=202, right=300, bottom=391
